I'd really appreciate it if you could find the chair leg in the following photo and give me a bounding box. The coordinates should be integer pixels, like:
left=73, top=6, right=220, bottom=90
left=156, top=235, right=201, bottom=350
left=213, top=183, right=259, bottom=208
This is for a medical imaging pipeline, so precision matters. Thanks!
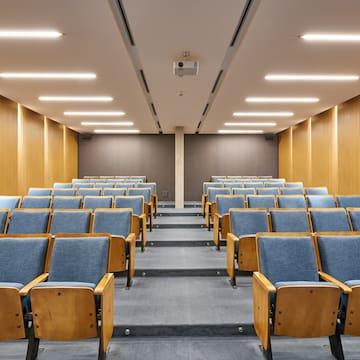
left=98, top=337, right=107, bottom=360
left=329, top=334, right=345, bottom=360
left=26, top=326, right=40, bottom=360
left=260, top=335, right=273, bottom=360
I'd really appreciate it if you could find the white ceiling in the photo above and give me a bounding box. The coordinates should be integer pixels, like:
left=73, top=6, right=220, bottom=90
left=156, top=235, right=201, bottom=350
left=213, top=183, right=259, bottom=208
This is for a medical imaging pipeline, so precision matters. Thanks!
left=0, top=0, right=360, bottom=134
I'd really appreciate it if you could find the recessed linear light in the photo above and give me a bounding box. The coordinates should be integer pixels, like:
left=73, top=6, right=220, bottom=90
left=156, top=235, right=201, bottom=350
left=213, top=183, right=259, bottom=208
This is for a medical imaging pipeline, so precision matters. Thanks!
left=0, top=30, right=62, bottom=38
left=233, top=112, right=293, bottom=117
left=39, top=96, right=113, bottom=102
left=218, top=129, right=264, bottom=134
left=81, top=122, right=133, bottom=126
left=246, top=97, right=319, bottom=103
left=225, top=122, right=276, bottom=127
left=265, top=74, right=359, bottom=81
left=0, top=73, right=96, bottom=79
left=64, top=111, right=125, bottom=116
left=302, top=33, right=360, bottom=42
left=94, top=129, right=139, bottom=134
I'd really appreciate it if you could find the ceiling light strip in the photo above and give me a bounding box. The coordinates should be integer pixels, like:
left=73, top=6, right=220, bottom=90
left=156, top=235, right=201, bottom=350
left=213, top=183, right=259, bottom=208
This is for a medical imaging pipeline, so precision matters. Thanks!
left=82, top=121, right=133, bottom=126
left=302, top=33, right=360, bottom=42
left=246, top=97, right=319, bottom=103
left=64, top=111, right=125, bottom=116
left=265, top=74, right=359, bottom=81
left=0, top=30, right=62, bottom=38
left=39, top=96, right=113, bottom=102
left=0, top=73, right=96, bottom=79
left=218, top=129, right=264, bottom=134
left=225, top=122, right=276, bottom=126
left=94, top=129, right=139, bottom=134
left=233, top=112, right=293, bottom=117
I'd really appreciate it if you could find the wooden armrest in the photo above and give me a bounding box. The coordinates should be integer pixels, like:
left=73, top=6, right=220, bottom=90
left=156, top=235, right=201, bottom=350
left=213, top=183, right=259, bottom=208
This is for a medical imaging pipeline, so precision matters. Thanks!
left=214, top=213, right=222, bottom=220
left=253, top=272, right=276, bottom=293
left=94, top=273, right=114, bottom=295
left=139, top=213, right=146, bottom=220
left=227, top=232, right=239, bottom=244
left=319, top=271, right=352, bottom=294
left=19, top=273, right=49, bottom=296
left=126, top=232, right=136, bottom=243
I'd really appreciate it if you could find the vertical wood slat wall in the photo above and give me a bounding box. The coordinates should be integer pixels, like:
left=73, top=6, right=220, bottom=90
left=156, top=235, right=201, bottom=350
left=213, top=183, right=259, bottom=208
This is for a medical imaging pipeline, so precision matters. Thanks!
left=279, top=95, right=360, bottom=195
left=0, top=95, right=78, bottom=195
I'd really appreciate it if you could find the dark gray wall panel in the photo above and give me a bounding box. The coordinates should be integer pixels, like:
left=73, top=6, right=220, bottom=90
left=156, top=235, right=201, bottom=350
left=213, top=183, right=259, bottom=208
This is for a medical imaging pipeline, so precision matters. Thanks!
left=79, top=134, right=175, bottom=201
left=184, top=134, right=278, bottom=201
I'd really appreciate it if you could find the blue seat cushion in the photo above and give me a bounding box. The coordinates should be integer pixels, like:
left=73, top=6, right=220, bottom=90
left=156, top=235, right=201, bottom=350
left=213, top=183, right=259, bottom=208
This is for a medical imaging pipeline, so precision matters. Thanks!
left=34, top=281, right=96, bottom=289
left=0, top=282, right=24, bottom=289
left=345, top=280, right=360, bottom=288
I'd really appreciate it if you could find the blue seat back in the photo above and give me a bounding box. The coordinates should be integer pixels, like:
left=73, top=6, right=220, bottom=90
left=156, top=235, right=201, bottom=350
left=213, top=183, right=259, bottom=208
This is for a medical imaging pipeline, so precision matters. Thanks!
left=284, top=182, right=303, bottom=188
left=258, top=234, right=319, bottom=284
left=115, top=196, right=144, bottom=216
left=317, top=234, right=360, bottom=283
left=137, top=182, right=156, bottom=194
left=73, top=183, right=94, bottom=189
left=127, top=188, right=151, bottom=203
left=230, top=209, right=268, bottom=237
left=7, top=210, right=50, bottom=234
left=257, top=188, right=280, bottom=195
left=309, top=209, right=351, bottom=232
left=93, top=182, right=111, bottom=189
left=280, top=187, right=305, bottom=195
left=0, top=209, right=9, bottom=233
left=48, top=236, right=109, bottom=284
left=207, top=188, right=232, bottom=203
left=52, top=196, right=82, bottom=210
left=336, top=196, right=360, bottom=209
left=21, top=196, right=52, bottom=209
left=305, top=187, right=328, bottom=195
left=307, top=195, right=336, bottom=208
left=93, top=209, right=132, bottom=238
left=0, top=196, right=21, bottom=211
left=115, top=182, right=135, bottom=188
left=264, top=182, right=283, bottom=188
left=53, top=183, right=72, bottom=189
left=216, top=195, right=245, bottom=215
left=103, top=188, right=127, bottom=197
left=233, top=188, right=256, bottom=196
left=52, top=188, right=77, bottom=197
left=83, top=196, right=112, bottom=210
left=348, top=209, right=360, bottom=231
left=247, top=195, right=276, bottom=210
left=0, top=237, right=49, bottom=284
left=50, top=210, right=92, bottom=235
left=224, top=183, right=243, bottom=189
left=277, top=195, right=306, bottom=209
left=78, top=188, right=101, bottom=197
left=270, top=209, right=310, bottom=232
left=28, top=188, right=52, bottom=196
left=203, top=182, right=223, bottom=195
left=244, top=182, right=263, bottom=188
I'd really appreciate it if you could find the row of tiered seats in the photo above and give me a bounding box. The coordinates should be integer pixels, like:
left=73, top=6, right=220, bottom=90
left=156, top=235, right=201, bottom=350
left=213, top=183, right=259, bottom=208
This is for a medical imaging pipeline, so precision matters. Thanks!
left=0, top=233, right=115, bottom=359
left=0, top=208, right=136, bottom=287
left=254, top=232, right=360, bottom=359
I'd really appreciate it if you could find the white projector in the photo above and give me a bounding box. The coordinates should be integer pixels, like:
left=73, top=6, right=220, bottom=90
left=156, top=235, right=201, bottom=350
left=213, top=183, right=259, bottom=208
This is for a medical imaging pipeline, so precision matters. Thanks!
left=173, top=61, right=199, bottom=77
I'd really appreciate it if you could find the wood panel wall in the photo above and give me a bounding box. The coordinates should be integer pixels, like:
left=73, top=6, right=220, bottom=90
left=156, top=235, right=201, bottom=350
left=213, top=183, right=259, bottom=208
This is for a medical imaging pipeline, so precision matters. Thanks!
left=279, top=94, right=360, bottom=195
left=0, top=95, right=78, bottom=195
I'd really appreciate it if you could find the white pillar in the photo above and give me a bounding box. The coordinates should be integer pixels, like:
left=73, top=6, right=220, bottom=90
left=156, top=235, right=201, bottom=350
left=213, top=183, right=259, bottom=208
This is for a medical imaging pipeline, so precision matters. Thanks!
left=175, top=126, right=184, bottom=208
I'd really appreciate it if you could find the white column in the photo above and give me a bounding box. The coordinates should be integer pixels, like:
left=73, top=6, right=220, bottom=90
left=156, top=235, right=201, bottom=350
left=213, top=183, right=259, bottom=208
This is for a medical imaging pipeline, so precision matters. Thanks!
left=175, top=126, right=184, bottom=208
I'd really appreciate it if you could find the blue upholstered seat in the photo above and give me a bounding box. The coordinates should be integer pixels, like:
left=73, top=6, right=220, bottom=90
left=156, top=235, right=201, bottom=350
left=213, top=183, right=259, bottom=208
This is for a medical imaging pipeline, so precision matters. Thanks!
left=336, top=196, right=360, bottom=209
left=203, top=182, right=223, bottom=195
left=28, top=188, right=53, bottom=196
left=137, top=182, right=156, bottom=195
left=309, top=208, right=351, bottom=232
left=306, top=195, right=336, bottom=208
left=73, top=183, right=94, bottom=189
left=83, top=196, right=113, bottom=210
left=93, top=209, right=132, bottom=238
left=77, top=188, right=101, bottom=197
left=128, top=188, right=151, bottom=203
left=347, top=208, right=360, bottom=231
left=53, top=183, right=73, bottom=189
left=280, top=187, right=305, bottom=195
left=207, top=188, right=232, bottom=203
left=284, top=182, right=304, bottom=188
left=305, top=187, right=328, bottom=195
left=115, top=182, right=135, bottom=188
left=52, top=196, right=82, bottom=210
left=270, top=209, right=310, bottom=232
left=233, top=188, right=256, bottom=196
left=216, top=195, right=245, bottom=215
left=115, top=196, right=144, bottom=216
left=244, top=182, right=263, bottom=188
left=50, top=210, right=92, bottom=235
left=256, top=187, right=280, bottom=195
left=224, top=182, right=243, bottom=189
left=264, top=182, right=283, bottom=188
left=52, top=188, right=77, bottom=197
left=93, top=182, right=112, bottom=189
left=277, top=195, right=307, bottom=208
left=7, top=209, right=50, bottom=234
left=230, top=209, right=268, bottom=237
left=103, top=188, right=127, bottom=197
left=246, top=195, right=276, bottom=210
left=0, top=196, right=21, bottom=211
left=21, top=196, right=52, bottom=209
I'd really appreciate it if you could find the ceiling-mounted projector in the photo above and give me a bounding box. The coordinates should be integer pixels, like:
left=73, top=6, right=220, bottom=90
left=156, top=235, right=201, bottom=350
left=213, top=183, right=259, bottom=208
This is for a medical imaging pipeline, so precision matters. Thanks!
left=173, top=60, right=199, bottom=77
